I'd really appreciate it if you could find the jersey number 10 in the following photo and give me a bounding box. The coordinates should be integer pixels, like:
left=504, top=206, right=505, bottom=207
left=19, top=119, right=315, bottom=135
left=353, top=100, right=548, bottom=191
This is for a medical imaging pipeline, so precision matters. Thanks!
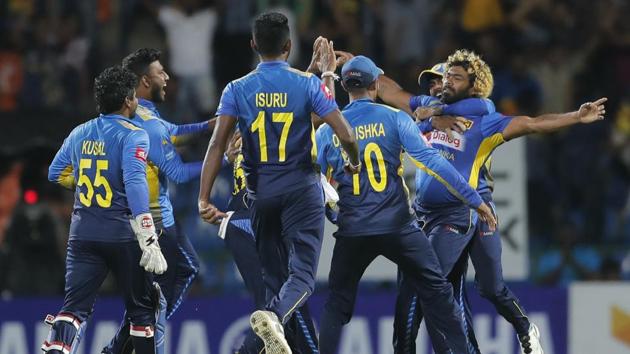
left=251, top=111, right=293, bottom=162
left=78, top=158, right=113, bottom=208
left=352, top=142, right=387, bottom=195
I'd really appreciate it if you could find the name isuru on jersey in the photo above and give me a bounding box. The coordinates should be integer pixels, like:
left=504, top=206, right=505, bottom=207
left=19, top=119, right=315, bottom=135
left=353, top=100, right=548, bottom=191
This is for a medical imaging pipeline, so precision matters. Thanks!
left=256, top=92, right=287, bottom=108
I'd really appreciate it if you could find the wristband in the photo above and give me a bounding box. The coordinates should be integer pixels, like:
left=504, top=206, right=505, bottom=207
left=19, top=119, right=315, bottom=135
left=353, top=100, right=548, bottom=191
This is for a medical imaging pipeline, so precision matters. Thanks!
left=321, top=71, right=340, bottom=80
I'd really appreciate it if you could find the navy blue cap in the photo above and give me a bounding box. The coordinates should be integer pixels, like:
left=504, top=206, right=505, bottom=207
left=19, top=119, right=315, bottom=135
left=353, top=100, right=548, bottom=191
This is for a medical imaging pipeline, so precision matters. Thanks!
left=341, top=55, right=384, bottom=88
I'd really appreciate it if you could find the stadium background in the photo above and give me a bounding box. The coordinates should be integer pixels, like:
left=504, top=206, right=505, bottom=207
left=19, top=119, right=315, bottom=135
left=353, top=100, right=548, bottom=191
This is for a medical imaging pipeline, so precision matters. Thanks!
left=0, top=0, right=629, bottom=353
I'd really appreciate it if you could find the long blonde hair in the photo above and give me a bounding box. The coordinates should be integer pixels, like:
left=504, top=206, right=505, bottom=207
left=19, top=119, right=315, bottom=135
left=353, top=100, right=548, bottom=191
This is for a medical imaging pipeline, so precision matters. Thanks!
left=446, top=49, right=494, bottom=98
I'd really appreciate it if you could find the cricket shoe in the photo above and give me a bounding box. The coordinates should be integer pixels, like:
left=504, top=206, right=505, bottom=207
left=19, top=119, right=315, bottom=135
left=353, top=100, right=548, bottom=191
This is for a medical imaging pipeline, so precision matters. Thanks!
left=250, top=310, right=291, bottom=354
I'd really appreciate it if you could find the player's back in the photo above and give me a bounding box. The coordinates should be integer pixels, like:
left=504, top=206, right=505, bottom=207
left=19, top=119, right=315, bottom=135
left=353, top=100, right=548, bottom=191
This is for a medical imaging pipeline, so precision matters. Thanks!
left=217, top=60, right=337, bottom=198
left=317, top=99, right=414, bottom=237
left=62, top=115, right=148, bottom=242
left=416, top=111, right=511, bottom=208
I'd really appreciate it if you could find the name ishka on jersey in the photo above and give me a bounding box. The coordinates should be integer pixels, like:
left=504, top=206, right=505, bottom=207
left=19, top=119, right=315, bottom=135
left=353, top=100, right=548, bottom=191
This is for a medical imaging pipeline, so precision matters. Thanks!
left=331, top=122, right=386, bottom=147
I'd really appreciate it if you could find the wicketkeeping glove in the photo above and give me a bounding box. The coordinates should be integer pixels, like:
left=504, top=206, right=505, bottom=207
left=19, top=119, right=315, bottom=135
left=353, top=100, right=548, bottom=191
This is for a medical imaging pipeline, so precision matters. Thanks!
left=130, top=213, right=168, bottom=274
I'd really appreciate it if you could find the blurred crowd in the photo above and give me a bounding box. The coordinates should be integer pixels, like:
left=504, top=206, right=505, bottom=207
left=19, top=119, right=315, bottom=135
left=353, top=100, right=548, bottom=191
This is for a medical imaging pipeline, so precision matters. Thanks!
left=1, top=0, right=630, bottom=296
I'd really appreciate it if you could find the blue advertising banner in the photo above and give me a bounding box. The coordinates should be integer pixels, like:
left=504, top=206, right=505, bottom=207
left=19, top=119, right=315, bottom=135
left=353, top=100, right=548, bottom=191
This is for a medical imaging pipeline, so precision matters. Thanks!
left=0, top=285, right=566, bottom=354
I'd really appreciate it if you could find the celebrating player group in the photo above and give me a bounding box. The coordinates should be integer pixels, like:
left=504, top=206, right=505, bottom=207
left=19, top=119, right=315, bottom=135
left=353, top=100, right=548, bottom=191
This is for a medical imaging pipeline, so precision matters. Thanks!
left=43, top=10, right=607, bottom=354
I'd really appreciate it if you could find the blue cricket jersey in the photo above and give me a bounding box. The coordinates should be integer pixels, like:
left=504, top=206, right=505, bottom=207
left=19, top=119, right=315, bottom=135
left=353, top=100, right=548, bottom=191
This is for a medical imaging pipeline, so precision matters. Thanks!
left=48, top=114, right=151, bottom=242
left=216, top=60, right=338, bottom=199
left=412, top=95, right=512, bottom=210
left=316, top=98, right=483, bottom=237
left=133, top=98, right=204, bottom=227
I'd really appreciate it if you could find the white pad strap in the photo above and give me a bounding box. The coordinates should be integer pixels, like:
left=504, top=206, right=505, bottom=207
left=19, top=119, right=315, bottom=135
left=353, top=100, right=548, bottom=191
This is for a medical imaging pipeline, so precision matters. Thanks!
left=130, top=325, right=155, bottom=338
left=42, top=341, right=71, bottom=354
left=54, top=313, right=81, bottom=330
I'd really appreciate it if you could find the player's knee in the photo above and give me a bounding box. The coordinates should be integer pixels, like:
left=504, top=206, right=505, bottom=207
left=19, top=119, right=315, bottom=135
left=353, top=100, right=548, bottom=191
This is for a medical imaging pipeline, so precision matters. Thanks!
left=41, top=312, right=85, bottom=353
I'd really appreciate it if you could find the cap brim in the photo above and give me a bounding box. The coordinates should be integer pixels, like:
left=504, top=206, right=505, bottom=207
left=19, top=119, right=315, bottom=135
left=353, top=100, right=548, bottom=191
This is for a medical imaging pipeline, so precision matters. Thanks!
left=419, top=69, right=443, bottom=80
left=417, top=69, right=443, bottom=88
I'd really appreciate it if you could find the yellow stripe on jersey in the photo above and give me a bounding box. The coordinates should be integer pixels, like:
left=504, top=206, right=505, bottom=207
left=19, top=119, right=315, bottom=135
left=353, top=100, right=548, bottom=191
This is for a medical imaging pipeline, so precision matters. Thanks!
left=117, top=120, right=142, bottom=131
left=57, top=165, right=76, bottom=190
left=310, top=123, right=317, bottom=163
left=232, top=154, right=246, bottom=196
left=146, top=161, right=161, bottom=211
left=371, top=102, right=400, bottom=112
left=285, top=67, right=313, bottom=78
left=468, top=133, right=504, bottom=189
left=408, top=155, right=469, bottom=205
left=136, top=106, right=158, bottom=121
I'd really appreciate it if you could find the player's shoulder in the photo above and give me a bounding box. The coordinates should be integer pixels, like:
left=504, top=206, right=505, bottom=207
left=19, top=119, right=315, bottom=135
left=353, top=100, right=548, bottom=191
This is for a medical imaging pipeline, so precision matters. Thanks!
left=369, top=102, right=401, bottom=113
left=231, top=69, right=261, bottom=86
left=283, top=66, right=314, bottom=79
left=135, top=104, right=160, bottom=122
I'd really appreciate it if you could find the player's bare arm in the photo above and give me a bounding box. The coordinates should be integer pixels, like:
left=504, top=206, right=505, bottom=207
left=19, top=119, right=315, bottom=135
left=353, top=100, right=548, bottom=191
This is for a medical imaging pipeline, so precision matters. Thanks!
left=310, top=37, right=338, bottom=129
left=376, top=74, right=414, bottom=115
left=502, top=97, right=607, bottom=141
left=198, top=115, right=234, bottom=224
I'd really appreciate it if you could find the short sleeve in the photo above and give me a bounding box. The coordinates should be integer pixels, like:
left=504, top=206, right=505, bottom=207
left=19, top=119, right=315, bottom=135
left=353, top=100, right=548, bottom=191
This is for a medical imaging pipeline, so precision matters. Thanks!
left=480, top=112, right=514, bottom=138
left=308, top=76, right=338, bottom=118
left=217, top=82, right=238, bottom=117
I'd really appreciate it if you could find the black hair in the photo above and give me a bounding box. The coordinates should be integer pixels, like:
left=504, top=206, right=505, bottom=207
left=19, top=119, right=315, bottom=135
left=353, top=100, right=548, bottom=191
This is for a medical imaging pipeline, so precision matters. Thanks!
left=122, top=48, right=161, bottom=76
left=94, top=66, right=138, bottom=114
left=252, top=12, right=290, bottom=56
left=448, top=60, right=477, bottom=86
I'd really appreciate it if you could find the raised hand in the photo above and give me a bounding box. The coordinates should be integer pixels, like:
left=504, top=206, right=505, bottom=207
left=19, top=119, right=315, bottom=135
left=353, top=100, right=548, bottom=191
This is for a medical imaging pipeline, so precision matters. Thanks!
left=306, top=36, right=326, bottom=74
left=318, top=39, right=337, bottom=73
left=577, top=97, right=607, bottom=123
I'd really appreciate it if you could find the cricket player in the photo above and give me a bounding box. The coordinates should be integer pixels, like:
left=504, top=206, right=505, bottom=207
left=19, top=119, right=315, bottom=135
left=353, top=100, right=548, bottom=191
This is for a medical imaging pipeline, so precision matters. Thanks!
left=44, top=66, right=166, bottom=354
left=316, top=55, right=497, bottom=354
left=102, top=48, right=214, bottom=354
left=197, top=12, right=360, bottom=354
left=380, top=49, right=606, bottom=354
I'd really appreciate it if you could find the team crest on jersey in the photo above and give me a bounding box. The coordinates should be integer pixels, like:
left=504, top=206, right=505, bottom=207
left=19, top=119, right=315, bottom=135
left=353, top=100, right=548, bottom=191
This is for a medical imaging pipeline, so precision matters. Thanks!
left=460, top=118, right=474, bottom=130
left=426, top=130, right=466, bottom=151
left=135, top=147, right=147, bottom=161
left=321, top=83, right=333, bottom=100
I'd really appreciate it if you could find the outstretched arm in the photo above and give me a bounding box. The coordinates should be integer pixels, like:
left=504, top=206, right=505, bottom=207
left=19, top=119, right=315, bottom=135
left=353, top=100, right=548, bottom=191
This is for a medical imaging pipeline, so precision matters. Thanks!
left=502, top=97, right=607, bottom=140
left=377, top=75, right=414, bottom=115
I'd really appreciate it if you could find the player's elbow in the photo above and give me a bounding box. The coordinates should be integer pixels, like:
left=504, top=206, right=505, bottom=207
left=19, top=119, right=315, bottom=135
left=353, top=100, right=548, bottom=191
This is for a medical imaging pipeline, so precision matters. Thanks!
left=47, top=169, right=57, bottom=183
